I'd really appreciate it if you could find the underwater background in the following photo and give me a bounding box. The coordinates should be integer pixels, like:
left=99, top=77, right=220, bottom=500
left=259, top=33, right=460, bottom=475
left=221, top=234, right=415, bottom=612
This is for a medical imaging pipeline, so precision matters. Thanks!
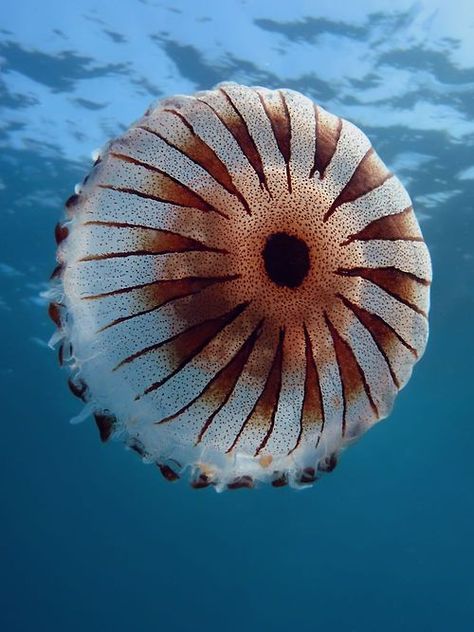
left=1, top=1, right=473, bottom=630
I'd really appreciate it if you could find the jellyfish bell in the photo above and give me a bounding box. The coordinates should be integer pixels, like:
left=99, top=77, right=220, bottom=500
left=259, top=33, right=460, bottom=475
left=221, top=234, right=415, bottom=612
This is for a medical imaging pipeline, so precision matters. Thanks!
left=50, top=82, right=431, bottom=490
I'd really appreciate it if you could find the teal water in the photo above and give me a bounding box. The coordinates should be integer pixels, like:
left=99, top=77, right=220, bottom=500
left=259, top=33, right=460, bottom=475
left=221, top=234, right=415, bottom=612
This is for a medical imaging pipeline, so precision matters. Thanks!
left=1, top=2, right=473, bottom=631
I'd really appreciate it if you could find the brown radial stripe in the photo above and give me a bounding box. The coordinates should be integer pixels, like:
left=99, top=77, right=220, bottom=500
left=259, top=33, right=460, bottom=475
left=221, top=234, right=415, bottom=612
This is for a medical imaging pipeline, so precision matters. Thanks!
left=94, top=275, right=240, bottom=333
left=108, top=152, right=229, bottom=219
left=226, top=328, right=285, bottom=455
left=79, top=222, right=227, bottom=261
left=117, top=302, right=250, bottom=397
left=337, top=288, right=418, bottom=357
left=309, top=105, right=342, bottom=179
left=342, top=207, right=423, bottom=245
left=290, top=324, right=325, bottom=454
left=140, top=114, right=252, bottom=216
left=97, top=183, right=216, bottom=210
left=82, top=274, right=236, bottom=300
left=337, top=266, right=429, bottom=318
left=157, top=320, right=263, bottom=440
left=324, top=312, right=378, bottom=436
left=257, top=90, right=292, bottom=193
left=337, top=293, right=400, bottom=387
left=324, top=148, right=392, bottom=222
left=199, top=88, right=270, bottom=194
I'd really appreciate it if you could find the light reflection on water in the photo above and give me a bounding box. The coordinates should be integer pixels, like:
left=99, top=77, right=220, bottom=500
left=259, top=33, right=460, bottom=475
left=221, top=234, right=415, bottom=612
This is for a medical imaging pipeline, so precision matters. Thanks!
left=1, top=2, right=473, bottom=631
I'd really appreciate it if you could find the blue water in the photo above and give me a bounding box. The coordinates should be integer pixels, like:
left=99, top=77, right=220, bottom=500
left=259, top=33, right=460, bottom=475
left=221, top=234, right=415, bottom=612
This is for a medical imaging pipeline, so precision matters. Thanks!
left=1, top=1, right=473, bottom=631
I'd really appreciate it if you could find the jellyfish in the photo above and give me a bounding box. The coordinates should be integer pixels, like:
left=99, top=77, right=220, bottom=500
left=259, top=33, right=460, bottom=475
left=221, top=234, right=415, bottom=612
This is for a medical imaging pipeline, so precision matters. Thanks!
left=49, top=83, right=431, bottom=490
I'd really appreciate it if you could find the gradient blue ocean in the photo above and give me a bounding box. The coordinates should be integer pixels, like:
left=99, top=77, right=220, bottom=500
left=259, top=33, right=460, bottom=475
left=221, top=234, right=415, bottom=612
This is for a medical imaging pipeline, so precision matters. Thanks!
left=1, top=2, right=473, bottom=631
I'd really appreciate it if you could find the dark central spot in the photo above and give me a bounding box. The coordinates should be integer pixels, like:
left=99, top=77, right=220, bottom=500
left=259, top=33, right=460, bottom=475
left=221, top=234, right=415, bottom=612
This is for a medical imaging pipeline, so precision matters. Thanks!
left=262, top=232, right=310, bottom=289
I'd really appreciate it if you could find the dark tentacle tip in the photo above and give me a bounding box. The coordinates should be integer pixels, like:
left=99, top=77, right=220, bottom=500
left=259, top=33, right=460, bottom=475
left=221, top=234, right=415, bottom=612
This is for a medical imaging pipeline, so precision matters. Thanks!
left=318, top=453, right=338, bottom=473
left=227, top=475, right=254, bottom=490
left=298, top=467, right=317, bottom=484
left=94, top=411, right=116, bottom=443
left=68, top=376, right=88, bottom=402
left=59, top=342, right=73, bottom=366
left=48, top=302, right=63, bottom=328
left=128, top=438, right=146, bottom=457
left=191, top=473, right=215, bottom=489
left=50, top=263, right=64, bottom=280
left=158, top=463, right=180, bottom=482
left=58, top=343, right=65, bottom=366
left=65, top=193, right=80, bottom=211
left=271, top=473, right=288, bottom=488
left=55, top=222, right=69, bottom=245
